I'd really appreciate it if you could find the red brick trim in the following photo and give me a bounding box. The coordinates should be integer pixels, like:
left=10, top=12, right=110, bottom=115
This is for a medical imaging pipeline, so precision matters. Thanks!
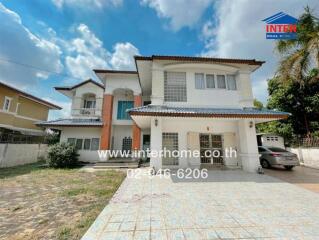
left=132, top=95, right=142, bottom=150
left=100, top=94, right=113, bottom=150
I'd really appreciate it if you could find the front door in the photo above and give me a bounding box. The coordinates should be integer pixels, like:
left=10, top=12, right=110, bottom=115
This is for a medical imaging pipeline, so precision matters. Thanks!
left=199, top=134, right=224, bottom=165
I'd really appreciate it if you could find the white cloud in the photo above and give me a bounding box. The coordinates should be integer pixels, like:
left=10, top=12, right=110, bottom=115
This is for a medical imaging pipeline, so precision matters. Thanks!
left=52, top=0, right=122, bottom=10
left=141, top=0, right=213, bottom=31
left=110, top=42, right=140, bottom=70
left=202, top=0, right=319, bottom=103
left=64, top=24, right=111, bottom=80
left=63, top=24, right=139, bottom=81
left=45, top=97, right=71, bottom=120
left=0, top=3, right=63, bottom=88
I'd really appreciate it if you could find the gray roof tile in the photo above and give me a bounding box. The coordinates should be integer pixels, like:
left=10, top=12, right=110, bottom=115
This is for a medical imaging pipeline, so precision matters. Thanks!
left=36, top=118, right=103, bottom=127
left=128, top=105, right=290, bottom=118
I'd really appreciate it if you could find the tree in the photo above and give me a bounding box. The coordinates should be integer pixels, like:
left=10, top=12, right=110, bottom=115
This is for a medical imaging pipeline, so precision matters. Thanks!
left=257, top=71, right=319, bottom=142
left=276, top=6, right=319, bottom=85
left=253, top=99, right=264, bottom=109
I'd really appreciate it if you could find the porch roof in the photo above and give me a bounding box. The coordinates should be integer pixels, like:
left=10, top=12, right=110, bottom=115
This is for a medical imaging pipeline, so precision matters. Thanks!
left=36, top=118, right=103, bottom=127
left=128, top=105, right=290, bottom=119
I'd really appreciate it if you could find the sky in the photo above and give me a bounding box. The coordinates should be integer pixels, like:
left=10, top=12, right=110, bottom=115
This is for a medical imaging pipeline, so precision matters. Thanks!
left=0, top=0, right=318, bottom=119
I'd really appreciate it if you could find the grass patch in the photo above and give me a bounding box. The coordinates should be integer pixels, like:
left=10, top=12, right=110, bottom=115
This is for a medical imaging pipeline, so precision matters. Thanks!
left=57, top=227, right=72, bottom=240
left=0, top=161, right=46, bottom=179
left=0, top=162, right=126, bottom=240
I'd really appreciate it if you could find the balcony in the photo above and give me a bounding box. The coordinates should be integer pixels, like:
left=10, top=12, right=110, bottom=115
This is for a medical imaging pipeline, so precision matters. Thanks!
left=71, top=108, right=102, bottom=117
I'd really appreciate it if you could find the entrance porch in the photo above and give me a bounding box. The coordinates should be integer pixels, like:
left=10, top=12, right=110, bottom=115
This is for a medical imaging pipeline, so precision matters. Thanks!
left=128, top=105, right=289, bottom=173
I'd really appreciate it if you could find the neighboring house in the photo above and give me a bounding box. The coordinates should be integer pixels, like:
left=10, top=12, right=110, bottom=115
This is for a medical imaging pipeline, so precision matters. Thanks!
left=37, top=55, right=290, bottom=172
left=257, top=133, right=285, bottom=148
left=0, top=81, right=61, bottom=140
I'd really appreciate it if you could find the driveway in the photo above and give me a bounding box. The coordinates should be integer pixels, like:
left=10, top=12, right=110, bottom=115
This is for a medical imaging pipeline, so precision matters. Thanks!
left=265, top=166, right=319, bottom=193
left=82, top=169, right=319, bottom=240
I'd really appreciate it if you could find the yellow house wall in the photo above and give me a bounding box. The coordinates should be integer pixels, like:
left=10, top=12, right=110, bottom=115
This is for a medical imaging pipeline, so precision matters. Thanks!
left=0, top=85, right=51, bottom=131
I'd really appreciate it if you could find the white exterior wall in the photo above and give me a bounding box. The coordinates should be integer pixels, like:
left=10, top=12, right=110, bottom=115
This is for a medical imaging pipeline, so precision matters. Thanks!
left=261, top=135, right=285, bottom=148
left=60, top=127, right=101, bottom=162
left=104, top=75, right=141, bottom=95
left=150, top=62, right=254, bottom=108
left=0, top=144, right=48, bottom=168
left=288, top=148, right=319, bottom=169
left=112, top=125, right=132, bottom=150
left=238, top=119, right=260, bottom=172
left=71, top=82, right=104, bottom=117
left=150, top=117, right=241, bottom=170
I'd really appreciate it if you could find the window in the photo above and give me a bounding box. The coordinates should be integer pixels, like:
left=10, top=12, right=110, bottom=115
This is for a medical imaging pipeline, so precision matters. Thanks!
left=227, top=75, right=237, bottom=90
left=122, top=137, right=132, bottom=152
left=84, top=100, right=96, bottom=109
left=67, top=138, right=76, bottom=145
left=117, top=101, right=134, bottom=120
left=76, top=139, right=83, bottom=150
left=84, top=139, right=91, bottom=150
left=3, top=97, right=11, bottom=111
left=162, top=133, right=179, bottom=166
left=164, top=71, right=187, bottom=102
left=217, top=75, right=226, bottom=89
left=195, top=73, right=205, bottom=89
left=268, top=147, right=288, bottom=152
left=68, top=138, right=99, bottom=151
left=258, top=147, right=267, bottom=152
left=91, top=138, right=100, bottom=151
left=206, top=74, right=215, bottom=88
left=143, top=101, right=151, bottom=106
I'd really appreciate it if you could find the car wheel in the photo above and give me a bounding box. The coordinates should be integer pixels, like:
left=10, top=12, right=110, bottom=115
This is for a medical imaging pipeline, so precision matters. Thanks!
left=284, top=166, right=294, bottom=170
left=261, top=159, right=271, bottom=169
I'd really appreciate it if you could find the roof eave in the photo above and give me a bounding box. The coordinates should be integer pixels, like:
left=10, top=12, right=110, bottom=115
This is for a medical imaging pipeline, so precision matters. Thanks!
left=129, top=111, right=289, bottom=119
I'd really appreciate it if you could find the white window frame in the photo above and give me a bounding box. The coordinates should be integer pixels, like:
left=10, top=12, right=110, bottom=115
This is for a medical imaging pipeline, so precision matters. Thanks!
left=226, top=74, right=237, bottom=90
left=15, top=103, right=20, bottom=113
left=67, top=137, right=100, bottom=151
left=195, top=73, right=205, bottom=89
left=162, top=132, right=179, bottom=166
left=3, top=96, right=12, bottom=112
left=216, top=75, right=227, bottom=89
left=206, top=74, right=215, bottom=89
left=193, top=73, right=238, bottom=90
left=164, top=71, right=187, bottom=102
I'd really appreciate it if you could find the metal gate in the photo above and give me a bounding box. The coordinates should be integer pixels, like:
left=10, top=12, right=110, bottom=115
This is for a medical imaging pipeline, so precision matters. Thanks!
left=199, top=134, right=223, bottom=165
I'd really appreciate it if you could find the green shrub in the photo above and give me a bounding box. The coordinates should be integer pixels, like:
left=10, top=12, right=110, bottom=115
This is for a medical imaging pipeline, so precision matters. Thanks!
left=47, top=142, right=79, bottom=168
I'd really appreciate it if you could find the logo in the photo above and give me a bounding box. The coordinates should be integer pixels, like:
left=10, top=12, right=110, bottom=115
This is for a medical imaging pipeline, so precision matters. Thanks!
left=262, top=12, right=298, bottom=39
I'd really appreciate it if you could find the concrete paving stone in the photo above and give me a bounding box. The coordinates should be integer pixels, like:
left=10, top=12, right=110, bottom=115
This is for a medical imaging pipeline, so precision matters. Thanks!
left=82, top=169, right=319, bottom=240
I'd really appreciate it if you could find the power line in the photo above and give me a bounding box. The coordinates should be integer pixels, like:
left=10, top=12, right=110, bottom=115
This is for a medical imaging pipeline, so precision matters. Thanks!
left=0, top=57, right=85, bottom=81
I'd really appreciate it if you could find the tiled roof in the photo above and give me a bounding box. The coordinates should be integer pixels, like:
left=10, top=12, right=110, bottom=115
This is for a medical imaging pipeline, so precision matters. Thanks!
left=134, top=55, right=265, bottom=66
left=128, top=105, right=290, bottom=119
left=93, top=69, right=138, bottom=74
left=36, top=118, right=103, bottom=127
left=55, top=79, right=104, bottom=91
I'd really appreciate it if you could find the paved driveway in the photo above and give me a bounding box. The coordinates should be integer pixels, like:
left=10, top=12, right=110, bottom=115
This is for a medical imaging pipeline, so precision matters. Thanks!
left=265, top=166, right=319, bottom=193
left=82, top=169, right=319, bottom=240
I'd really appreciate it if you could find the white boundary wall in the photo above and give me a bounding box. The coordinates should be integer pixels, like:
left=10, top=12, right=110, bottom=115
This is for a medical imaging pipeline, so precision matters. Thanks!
left=288, top=147, right=319, bottom=169
left=0, top=144, right=48, bottom=168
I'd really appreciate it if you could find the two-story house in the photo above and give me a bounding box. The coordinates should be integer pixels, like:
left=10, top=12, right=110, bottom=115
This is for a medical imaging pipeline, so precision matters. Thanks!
left=38, top=55, right=289, bottom=172
left=0, top=81, right=61, bottom=140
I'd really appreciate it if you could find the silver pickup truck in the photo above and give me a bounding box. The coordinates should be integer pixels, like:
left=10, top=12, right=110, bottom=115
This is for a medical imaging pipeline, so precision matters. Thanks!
left=258, top=146, right=300, bottom=170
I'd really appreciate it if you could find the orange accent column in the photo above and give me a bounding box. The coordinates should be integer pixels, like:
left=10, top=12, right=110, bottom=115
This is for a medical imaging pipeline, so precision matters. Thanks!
left=100, top=94, right=113, bottom=150
left=132, top=95, right=142, bottom=150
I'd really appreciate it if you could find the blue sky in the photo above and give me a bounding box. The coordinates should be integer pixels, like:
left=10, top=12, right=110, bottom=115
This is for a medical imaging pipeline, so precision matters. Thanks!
left=0, top=0, right=318, bottom=119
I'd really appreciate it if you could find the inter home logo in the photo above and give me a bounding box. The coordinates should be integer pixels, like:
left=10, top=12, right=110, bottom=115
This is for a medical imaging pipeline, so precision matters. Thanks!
left=262, top=12, right=298, bottom=39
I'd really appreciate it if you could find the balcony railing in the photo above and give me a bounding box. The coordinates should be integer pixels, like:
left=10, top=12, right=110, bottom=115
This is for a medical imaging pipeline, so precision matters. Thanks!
left=71, top=108, right=102, bottom=117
